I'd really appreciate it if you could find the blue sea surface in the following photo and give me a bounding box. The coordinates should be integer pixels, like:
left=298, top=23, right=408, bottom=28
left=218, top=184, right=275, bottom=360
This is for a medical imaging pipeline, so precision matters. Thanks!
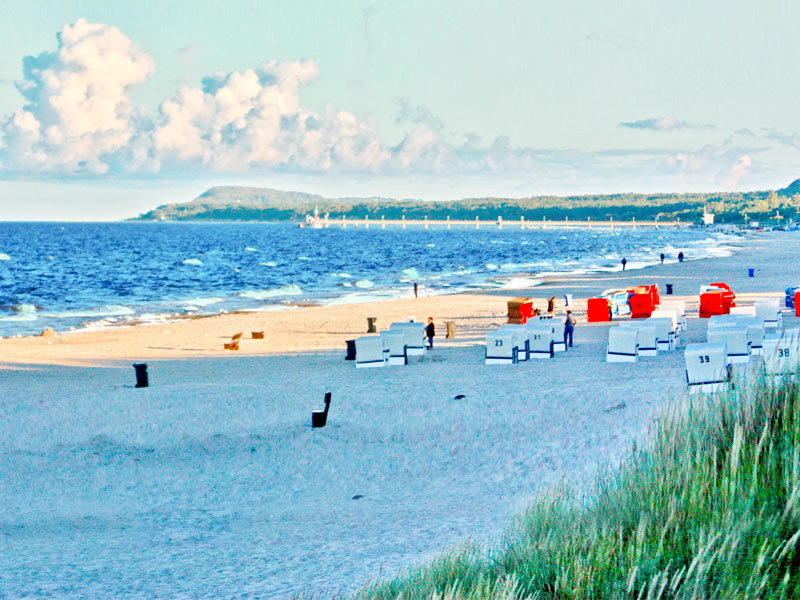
left=0, top=222, right=731, bottom=337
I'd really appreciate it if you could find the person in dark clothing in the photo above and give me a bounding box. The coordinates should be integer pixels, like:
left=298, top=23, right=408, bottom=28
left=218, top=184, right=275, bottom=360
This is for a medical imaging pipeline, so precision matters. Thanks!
left=621, top=257, right=627, bottom=271
left=660, top=253, right=665, bottom=264
left=414, top=281, right=418, bottom=298
left=547, top=296, right=556, bottom=314
left=563, top=310, right=576, bottom=348
left=678, top=251, right=684, bottom=262
left=425, top=317, right=435, bottom=349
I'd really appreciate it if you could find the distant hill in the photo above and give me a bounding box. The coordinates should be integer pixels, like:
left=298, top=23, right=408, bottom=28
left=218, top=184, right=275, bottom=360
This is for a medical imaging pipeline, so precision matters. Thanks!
left=131, top=181, right=800, bottom=224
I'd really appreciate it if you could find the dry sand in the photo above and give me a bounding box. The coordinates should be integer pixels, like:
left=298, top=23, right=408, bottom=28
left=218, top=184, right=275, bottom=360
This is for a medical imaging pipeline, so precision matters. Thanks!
left=1, top=231, right=798, bottom=598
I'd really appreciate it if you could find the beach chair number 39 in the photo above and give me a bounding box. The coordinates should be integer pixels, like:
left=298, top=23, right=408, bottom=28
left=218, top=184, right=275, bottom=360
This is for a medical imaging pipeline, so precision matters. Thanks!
left=779, top=348, right=790, bottom=358
left=699, top=355, right=711, bottom=363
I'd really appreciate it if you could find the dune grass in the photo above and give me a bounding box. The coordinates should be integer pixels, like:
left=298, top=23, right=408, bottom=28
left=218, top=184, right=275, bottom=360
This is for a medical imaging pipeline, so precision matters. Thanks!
left=357, top=372, right=800, bottom=599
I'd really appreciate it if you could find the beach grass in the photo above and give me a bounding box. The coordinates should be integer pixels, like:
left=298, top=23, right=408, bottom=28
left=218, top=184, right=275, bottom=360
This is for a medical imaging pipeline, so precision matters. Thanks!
left=356, top=370, right=800, bottom=599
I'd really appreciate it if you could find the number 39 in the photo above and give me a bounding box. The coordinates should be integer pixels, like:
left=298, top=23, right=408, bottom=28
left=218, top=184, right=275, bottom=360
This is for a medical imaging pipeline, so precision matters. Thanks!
left=699, top=355, right=711, bottom=363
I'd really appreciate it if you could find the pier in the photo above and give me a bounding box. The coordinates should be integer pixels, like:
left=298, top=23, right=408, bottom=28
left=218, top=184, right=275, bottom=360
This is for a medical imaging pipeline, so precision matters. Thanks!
left=305, top=214, right=688, bottom=230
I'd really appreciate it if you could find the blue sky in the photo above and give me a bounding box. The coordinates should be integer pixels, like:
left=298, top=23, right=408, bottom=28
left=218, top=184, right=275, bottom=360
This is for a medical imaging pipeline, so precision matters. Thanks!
left=1, top=1, right=800, bottom=219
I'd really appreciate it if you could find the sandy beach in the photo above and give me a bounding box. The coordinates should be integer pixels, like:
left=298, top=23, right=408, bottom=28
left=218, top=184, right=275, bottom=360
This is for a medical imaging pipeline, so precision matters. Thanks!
left=2, top=231, right=798, bottom=598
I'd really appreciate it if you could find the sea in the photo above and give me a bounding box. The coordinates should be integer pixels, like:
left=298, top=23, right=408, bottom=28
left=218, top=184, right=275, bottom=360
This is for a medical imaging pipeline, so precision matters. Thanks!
left=0, top=222, right=735, bottom=337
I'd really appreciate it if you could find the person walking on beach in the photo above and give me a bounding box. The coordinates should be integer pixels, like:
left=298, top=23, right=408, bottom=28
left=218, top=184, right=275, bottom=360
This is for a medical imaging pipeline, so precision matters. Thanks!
left=425, top=317, right=435, bottom=349
left=413, top=281, right=418, bottom=298
left=678, top=251, right=684, bottom=263
left=563, top=310, right=576, bottom=348
left=621, top=257, right=627, bottom=271
left=660, top=252, right=665, bottom=264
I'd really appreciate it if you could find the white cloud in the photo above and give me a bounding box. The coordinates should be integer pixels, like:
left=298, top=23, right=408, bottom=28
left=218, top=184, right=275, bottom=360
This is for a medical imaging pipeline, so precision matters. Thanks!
left=153, top=60, right=389, bottom=172
left=2, top=18, right=155, bottom=174
left=619, top=117, right=714, bottom=132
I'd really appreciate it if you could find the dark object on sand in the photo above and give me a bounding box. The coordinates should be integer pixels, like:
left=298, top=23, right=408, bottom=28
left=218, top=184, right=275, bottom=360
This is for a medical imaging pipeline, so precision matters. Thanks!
left=666, top=283, right=674, bottom=295
left=345, top=339, right=356, bottom=360
left=312, top=392, right=332, bottom=428
left=367, top=317, right=377, bottom=333
left=454, top=394, right=466, bottom=400
left=133, top=363, right=149, bottom=388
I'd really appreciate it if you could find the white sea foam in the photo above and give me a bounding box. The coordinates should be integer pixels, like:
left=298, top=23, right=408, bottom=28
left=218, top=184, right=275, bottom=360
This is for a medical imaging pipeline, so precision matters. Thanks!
left=44, top=305, right=135, bottom=319
left=354, top=280, right=374, bottom=288
left=238, top=285, right=302, bottom=299
left=179, top=297, right=223, bottom=307
left=245, top=247, right=256, bottom=252
left=0, top=253, right=10, bottom=260
left=259, top=262, right=277, bottom=267
left=182, top=258, right=203, bottom=266
left=330, top=272, right=352, bottom=278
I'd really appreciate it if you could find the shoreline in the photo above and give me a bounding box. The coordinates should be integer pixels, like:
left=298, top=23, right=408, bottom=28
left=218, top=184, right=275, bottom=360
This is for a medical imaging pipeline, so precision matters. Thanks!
left=0, top=232, right=764, bottom=367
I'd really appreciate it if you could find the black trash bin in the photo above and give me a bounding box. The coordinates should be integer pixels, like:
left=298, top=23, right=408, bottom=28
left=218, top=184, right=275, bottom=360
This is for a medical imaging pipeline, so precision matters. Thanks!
left=133, top=363, right=149, bottom=388
left=345, top=339, right=357, bottom=361
left=665, top=283, right=674, bottom=295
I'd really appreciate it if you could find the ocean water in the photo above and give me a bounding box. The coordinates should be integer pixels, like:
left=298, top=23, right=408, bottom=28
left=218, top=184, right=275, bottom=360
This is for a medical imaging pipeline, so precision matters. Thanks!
left=0, top=222, right=732, bottom=337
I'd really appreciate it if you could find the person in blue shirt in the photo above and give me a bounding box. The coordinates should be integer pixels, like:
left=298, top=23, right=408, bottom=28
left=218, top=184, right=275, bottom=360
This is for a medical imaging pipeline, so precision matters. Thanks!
left=563, top=310, right=576, bottom=348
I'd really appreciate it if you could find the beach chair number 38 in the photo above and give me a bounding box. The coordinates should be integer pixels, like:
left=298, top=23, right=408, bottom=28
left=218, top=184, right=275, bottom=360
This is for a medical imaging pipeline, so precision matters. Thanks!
left=699, top=355, right=711, bottom=363
left=779, top=348, right=790, bottom=358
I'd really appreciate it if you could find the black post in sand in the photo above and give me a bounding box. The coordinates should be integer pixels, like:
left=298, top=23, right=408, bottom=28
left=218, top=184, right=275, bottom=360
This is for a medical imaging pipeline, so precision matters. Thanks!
left=312, top=392, right=332, bottom=428
left=133, top=363, right=149, bottom=388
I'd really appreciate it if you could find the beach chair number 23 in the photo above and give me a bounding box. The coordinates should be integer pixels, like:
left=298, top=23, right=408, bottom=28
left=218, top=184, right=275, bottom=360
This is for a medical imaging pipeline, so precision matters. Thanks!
left=779, top=348, right=790, bottom=358
left=495, top=340, right=503, bottom=347
left=699, top=355, right=711, bottom=363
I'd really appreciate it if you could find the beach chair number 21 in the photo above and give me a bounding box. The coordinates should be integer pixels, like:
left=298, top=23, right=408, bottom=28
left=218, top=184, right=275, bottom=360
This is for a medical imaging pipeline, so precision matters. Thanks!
left=699, top=355, right=711, bottom=363
left=779, top=348, right=790, bottom=358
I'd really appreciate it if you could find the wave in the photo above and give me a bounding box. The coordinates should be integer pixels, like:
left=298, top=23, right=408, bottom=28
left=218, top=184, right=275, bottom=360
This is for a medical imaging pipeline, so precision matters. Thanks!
left=354, top=280, right=374, bottom=288
left=182, top=258, right=203, bottom=266
left=259, top=261, right=277, bottom=267
left=0, top=253, right=10, bottom=260
left=238, top=285, right=302, bottom=299
left=179, top=297, right=223, bottom=307
left=43, top=305, right=135, bottom=318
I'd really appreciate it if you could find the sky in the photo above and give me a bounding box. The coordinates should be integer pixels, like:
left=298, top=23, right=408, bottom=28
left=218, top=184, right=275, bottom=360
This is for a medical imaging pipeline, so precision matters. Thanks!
left=1, top=0, right=800, bottom=220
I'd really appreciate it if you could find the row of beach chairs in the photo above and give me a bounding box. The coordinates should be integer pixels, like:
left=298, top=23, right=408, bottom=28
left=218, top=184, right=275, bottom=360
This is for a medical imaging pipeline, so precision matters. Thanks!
left=354, top=322, right=426, bottom=368
left=484, top=319, right=567, bottom=365
left=684, top=298, right=790, bottom=393
left=605, top=301, right=686, bottom=362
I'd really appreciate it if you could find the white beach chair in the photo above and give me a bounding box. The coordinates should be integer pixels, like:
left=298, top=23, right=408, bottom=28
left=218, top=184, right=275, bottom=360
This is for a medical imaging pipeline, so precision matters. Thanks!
left=607, top=326, right=638, bottom=362
left=685, top=342, right=730, bottom=394
left=380, top=330, right=407, bottom=366
left=762, top=328, right=800, bottom=379
left=500, top=324, right=529, bottom=361
left=707, top=327, right=751, bottom=364
left=709, top=316, right=764, bottom=355
left=485, top=329, right=518, bottom=365
left=525, top=322, right=554, bottom=359
left=355, top=336, right=387, bottom=368
left=659, top=301, right=687, bottom=331
left=619, top=322, right=657, bottom=356
left=390, top=322, right=426, bottom=356
left=754, top=298, right=781, bottom=329
left=729, top=306, right=756, bottom=317
left=647, top=317, right=677, bottom=351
